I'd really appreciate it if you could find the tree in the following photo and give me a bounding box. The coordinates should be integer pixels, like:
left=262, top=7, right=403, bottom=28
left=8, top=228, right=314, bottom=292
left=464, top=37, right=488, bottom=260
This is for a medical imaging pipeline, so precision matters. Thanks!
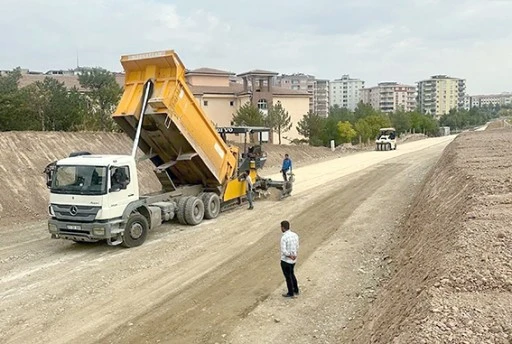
left=337, top=121, right=357, bottom=144
left=78, top=68, right=122, bottom=131
left=354, top=101, right=380, bottom=121
left=329, top=104, right=354, bottom=123
left=267, top=102, right=292, bottom=144
left=232, top=102, right=264, bottom=126
left=321, top=116, right=342, bottom=146
left=296, top=111, right=325, bottom=146
left=389, top=110, right=412, bottom=134
left=354, top=114, right=391, bottom=144
left=354, top=118, right=372, bottom=144
left=0, top=68, right=39, bottom=131
left=20, top=78, right=87, bottom=131
left=0, top=68, right=22, bottom=94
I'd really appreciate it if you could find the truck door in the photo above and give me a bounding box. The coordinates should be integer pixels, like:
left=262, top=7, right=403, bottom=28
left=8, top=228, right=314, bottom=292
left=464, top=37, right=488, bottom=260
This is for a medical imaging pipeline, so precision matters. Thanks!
left=108, top=165, right=137, bottom=218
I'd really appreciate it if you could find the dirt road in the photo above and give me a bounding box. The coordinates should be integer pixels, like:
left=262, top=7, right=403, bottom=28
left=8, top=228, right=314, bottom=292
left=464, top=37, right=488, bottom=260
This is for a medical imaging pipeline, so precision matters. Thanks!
left=0, top=136, right=453, bottom=344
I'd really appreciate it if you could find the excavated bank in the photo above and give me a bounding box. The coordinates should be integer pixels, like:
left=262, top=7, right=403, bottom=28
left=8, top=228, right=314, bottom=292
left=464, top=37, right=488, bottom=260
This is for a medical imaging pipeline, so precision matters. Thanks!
left=342, top=129, right=512, bottom=343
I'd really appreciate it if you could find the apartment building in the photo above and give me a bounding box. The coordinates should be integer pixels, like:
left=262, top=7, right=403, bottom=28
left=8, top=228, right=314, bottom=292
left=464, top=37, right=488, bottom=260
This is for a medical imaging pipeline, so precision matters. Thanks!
left=314, top=79, right=329, bottom=117
left=329, top=75, right=365, bottom=111
left=417, top=75, right=466, bottom=118
left=361, top=82, right=416, bottom=112
left=275, top=74, right=329, bottom=117
left=463, top=92, right=512, bottom=109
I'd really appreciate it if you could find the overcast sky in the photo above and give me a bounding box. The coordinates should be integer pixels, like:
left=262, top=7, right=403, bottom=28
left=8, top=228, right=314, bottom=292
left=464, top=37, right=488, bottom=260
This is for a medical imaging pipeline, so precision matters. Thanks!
left=1, top=0, right=511, bottom=94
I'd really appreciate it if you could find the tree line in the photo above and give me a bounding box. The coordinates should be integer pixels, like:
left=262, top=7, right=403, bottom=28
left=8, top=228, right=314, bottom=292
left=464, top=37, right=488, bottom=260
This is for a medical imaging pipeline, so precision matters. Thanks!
left=0, top=68, right=122, bottom=132
left=438, top=105, right=504, bottom=132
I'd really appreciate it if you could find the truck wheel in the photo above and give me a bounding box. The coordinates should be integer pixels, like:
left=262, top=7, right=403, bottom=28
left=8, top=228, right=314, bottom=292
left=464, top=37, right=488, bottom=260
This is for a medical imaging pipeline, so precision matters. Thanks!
left=176, top=196, right=190, bottom=225
left=121, top=213, right=148, bottom=248
left=202, top=193, right=220, bottom=219
left=184, top=197, right=205, bottom=225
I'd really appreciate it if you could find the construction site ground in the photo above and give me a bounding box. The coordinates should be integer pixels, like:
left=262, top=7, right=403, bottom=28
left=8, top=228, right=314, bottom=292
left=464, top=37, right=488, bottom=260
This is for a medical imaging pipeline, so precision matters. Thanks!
left=2, top=126, right=510, bottom=344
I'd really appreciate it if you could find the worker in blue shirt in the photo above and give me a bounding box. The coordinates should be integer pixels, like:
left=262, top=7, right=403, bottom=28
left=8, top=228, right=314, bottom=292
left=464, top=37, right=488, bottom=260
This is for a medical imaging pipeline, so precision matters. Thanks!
left=281, top=154, right=292, bottom=181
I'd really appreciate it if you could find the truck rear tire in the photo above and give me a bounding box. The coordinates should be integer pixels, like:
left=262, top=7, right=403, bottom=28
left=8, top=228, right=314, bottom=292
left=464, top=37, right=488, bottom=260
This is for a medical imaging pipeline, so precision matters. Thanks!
left=184, top=197, right=205, bottom=225
left=176, top=196, right=191, bottom=225
left=202, top=193, right=220, bottom=219
left=121, top=213, right=148, bottom=248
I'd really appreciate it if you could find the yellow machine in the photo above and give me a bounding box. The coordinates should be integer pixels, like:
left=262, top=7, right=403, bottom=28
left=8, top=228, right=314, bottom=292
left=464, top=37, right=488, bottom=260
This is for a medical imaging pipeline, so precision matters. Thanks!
left=113, top=50, right=291, bottom=215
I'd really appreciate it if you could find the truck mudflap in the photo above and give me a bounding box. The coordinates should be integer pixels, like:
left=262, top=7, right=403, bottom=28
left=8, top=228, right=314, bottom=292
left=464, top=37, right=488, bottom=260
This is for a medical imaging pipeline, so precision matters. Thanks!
left=48, top=218, right=125, bottom=244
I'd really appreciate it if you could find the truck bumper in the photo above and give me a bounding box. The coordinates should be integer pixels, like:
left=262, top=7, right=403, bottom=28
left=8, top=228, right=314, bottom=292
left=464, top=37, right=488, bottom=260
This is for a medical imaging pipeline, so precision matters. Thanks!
left=48, top=218, right=125, bottom=242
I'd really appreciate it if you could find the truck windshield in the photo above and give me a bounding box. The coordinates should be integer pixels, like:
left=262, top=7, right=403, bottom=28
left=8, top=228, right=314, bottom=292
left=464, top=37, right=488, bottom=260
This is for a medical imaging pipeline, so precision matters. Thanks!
left=51, top=165, right=107, bottom=195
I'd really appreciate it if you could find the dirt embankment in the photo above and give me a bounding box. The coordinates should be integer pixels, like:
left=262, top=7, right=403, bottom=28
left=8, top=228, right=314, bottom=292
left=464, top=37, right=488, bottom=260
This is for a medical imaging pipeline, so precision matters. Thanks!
left=342, top=129, right=512, bottom=343
left=0, top=131, right=344, bottom=226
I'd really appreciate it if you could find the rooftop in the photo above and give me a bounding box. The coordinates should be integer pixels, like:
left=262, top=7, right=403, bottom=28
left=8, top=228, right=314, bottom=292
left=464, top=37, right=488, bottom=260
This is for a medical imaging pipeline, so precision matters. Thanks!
left=237, top=69, right=279, bottom=77
left=186, top=67, right=235, bottom=76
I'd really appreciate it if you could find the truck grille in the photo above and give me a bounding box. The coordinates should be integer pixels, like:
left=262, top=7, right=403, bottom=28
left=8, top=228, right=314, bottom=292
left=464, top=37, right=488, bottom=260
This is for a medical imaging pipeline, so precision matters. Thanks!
left=51, top=204, right=101, bottom=222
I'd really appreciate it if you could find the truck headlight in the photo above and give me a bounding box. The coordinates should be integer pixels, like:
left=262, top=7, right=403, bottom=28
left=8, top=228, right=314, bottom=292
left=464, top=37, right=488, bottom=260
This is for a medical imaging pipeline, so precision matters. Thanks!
left=92, top=227, right=105, bottom=236
left=48, top=224, right=58, bottom=233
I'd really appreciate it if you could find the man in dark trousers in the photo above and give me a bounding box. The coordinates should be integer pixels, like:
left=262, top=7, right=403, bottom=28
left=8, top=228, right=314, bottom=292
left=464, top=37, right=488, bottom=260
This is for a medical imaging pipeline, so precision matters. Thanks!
left=244, top=170, right=254, bottom=210
left=280, top=220, right=299, bottom=298
left=280, top=154, right=292, bottom=181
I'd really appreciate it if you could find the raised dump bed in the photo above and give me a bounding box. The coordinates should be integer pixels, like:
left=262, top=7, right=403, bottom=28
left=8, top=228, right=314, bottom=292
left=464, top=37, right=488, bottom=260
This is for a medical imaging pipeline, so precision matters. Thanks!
left=112, top=50, right=239, bottom=192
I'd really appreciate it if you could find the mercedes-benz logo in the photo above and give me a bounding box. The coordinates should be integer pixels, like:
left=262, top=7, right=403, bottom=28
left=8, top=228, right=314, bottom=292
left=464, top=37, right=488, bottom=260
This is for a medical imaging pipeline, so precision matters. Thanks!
left=69, top=206, right=78, bottom=216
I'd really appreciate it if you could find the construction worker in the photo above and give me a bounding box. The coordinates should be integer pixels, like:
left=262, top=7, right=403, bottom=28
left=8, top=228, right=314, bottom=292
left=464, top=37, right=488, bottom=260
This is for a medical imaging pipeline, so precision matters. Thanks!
left=281, top=154, right=292, bottom=181
left=280, top=220, right=299, bottom=298
left=245, top=170, right=254, bottom=210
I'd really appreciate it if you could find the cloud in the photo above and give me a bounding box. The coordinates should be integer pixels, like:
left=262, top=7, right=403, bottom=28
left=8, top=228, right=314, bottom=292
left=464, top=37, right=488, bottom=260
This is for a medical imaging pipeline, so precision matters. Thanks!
left=0, top=0, right=511, bottom=94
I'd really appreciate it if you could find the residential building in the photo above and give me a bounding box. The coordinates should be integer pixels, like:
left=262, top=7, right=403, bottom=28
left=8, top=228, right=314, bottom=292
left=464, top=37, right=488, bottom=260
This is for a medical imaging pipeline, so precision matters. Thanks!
left=329, top=75, right=365, bottom=111
left=314, top=79, right=329, bottom=117
left=361, top=82, right=416, bottom=112
left=187, top=68, right=310, bottom=143
left=417, top=75, right=466, bottom=118
left=274, top=74, right=329, bottom=117
left=463, top=92, right=512, bottom=109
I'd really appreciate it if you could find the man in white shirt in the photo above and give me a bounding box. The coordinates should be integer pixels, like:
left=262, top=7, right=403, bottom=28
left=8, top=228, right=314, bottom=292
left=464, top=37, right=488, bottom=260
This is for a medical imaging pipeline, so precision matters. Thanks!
left=245, top=170, right=254, bottom=210
left=280, top=220, right=299, bottom=298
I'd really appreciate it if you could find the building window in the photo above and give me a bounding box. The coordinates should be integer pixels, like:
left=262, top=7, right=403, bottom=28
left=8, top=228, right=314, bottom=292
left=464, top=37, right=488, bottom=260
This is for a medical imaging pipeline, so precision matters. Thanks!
left=257, top=99, right=268, bottom=110
left=230, top=100, right=234, bottom=106
left=203, top=100, right=208, bottom=106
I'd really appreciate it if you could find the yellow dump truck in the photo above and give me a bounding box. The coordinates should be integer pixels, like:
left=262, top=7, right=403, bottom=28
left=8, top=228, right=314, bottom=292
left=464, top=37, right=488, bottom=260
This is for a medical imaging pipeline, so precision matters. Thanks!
left=45, top=50, right=292, bottom=248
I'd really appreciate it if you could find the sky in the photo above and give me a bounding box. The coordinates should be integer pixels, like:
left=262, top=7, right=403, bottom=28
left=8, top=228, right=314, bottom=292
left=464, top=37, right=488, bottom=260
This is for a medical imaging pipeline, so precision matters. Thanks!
left=1, top=0, right=511, bottom=95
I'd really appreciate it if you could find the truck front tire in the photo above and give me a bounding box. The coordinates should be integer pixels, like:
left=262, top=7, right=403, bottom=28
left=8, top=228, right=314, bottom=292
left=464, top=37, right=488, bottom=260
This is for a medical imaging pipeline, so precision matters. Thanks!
left=122, top=213, right=148, bottom=248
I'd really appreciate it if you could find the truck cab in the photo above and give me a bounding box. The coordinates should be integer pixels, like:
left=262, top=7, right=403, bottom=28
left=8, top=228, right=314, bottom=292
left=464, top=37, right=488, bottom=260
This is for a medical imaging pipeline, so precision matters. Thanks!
left=47, top=154, right=140, bottom=245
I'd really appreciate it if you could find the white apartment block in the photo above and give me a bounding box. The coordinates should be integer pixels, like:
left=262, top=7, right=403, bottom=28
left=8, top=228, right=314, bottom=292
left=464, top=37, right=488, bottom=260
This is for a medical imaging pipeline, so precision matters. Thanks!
left=361, top=82, right=416, bottom=112
left=417, top=75, right=466, bottom=118
left=463, top=92, right=512, bottom=110
left=329, top=75, right=365, bottom=111
left=275, top=73, right=329, bottom=117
